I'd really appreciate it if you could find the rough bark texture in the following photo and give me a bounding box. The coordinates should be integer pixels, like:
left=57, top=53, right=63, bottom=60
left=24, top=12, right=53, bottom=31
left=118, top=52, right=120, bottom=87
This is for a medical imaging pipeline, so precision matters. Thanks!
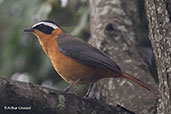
left=89, top=0, right=157, bottom=113
left=145, top=0, right=171, bottom=113
left=0, top=78, right=135, bottom=114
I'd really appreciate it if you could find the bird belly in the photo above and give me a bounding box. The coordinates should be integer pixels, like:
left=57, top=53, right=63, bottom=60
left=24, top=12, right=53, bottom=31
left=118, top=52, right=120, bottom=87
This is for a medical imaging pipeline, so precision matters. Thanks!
left=51, top=53, right=98, bottom=84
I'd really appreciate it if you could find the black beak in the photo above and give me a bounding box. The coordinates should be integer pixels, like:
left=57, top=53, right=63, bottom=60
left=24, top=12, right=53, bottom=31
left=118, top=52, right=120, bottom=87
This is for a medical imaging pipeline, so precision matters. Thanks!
left=23, top=28, right=34, bottom=32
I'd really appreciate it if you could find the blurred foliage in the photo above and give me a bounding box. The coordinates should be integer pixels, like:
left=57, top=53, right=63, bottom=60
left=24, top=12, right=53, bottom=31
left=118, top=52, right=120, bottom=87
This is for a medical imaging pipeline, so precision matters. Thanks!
left=0, top=0, right=90, bottom=93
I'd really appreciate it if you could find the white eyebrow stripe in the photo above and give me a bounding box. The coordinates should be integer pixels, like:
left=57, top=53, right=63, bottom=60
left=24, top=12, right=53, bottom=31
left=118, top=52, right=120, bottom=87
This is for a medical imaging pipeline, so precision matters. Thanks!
left=32, top=22, right=58, bottom=29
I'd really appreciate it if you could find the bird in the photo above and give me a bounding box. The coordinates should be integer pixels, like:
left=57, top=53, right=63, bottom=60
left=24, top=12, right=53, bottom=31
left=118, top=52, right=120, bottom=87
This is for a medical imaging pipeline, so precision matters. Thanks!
left=23, top=20, right=152, bottom=97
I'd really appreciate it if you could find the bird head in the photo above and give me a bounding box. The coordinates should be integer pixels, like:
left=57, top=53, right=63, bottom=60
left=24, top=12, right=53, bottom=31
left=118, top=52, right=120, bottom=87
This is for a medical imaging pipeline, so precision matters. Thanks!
left=23, top=20, right=63, bottom=39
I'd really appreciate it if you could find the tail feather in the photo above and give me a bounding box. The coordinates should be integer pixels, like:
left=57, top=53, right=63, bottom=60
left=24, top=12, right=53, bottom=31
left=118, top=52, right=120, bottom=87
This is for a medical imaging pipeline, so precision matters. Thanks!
left=121, top=72, right=152, bottom=92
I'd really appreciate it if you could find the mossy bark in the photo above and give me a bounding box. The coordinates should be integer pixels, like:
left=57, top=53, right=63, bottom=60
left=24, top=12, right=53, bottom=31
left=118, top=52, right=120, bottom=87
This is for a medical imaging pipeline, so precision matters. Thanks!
left=145, top=0, right=171, bottom=113
left=0, top=78, right=134, bottom=114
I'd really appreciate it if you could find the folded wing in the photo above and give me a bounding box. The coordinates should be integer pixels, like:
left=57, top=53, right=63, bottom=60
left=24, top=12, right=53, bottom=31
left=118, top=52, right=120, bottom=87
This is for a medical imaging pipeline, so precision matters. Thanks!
left=57, top=34, right=121, bottom=74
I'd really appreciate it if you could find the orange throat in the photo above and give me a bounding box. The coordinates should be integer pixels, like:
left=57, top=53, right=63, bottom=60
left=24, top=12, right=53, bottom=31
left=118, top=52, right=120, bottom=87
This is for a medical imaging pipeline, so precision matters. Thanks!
left=33, top=28, right=63, bottom=56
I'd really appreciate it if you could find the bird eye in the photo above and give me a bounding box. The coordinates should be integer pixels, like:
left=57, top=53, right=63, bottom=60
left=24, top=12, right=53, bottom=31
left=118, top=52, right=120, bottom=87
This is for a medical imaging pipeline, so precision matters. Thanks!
left=38, top=24, right=43, bottom=28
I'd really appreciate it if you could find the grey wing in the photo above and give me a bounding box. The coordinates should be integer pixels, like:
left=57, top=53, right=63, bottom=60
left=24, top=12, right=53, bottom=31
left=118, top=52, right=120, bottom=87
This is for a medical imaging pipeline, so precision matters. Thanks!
left=57, top=35, right=121, bottom=73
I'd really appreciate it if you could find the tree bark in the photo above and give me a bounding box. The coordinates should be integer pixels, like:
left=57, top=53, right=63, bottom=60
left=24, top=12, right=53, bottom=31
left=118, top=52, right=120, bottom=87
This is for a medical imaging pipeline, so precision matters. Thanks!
left=0, top=78, right=135, bottom=114
left=89, top=0, right=157, bottom=113
left=144, top=0, right=171, bottom=113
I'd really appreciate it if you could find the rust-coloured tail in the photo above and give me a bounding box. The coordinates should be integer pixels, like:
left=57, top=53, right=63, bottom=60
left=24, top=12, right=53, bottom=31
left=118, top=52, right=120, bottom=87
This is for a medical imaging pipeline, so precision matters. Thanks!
left=121, top=72, right=152, bottom=91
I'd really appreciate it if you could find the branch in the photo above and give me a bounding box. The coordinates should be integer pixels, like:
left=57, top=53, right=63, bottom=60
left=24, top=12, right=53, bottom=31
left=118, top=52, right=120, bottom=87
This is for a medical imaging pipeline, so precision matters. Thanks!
left=0, top=78, right=134, bottom=114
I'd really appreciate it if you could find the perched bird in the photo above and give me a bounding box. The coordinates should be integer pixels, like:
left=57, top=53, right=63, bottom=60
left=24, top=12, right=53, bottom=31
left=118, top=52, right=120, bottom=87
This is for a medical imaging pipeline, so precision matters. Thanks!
left=24, top=20, right=152, bottom=96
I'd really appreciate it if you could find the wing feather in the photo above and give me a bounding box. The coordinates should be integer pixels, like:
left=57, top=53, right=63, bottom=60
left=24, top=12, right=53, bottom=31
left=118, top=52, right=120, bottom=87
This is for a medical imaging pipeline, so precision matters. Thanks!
left=57, top=34, right=121, bottom=73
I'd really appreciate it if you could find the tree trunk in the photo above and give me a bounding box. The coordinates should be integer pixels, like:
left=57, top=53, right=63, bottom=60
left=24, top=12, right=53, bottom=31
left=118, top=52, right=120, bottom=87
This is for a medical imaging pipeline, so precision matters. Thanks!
left=89, top=0, right=157, bottom=113
left=145, top=0, right=171, bottom=113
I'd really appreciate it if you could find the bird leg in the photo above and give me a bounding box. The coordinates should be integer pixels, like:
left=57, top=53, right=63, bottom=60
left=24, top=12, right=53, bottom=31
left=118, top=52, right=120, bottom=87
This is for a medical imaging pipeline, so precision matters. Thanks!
left=84, top=83, right=95, bottom=98
left=63, top=79, right=81, bottom=92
